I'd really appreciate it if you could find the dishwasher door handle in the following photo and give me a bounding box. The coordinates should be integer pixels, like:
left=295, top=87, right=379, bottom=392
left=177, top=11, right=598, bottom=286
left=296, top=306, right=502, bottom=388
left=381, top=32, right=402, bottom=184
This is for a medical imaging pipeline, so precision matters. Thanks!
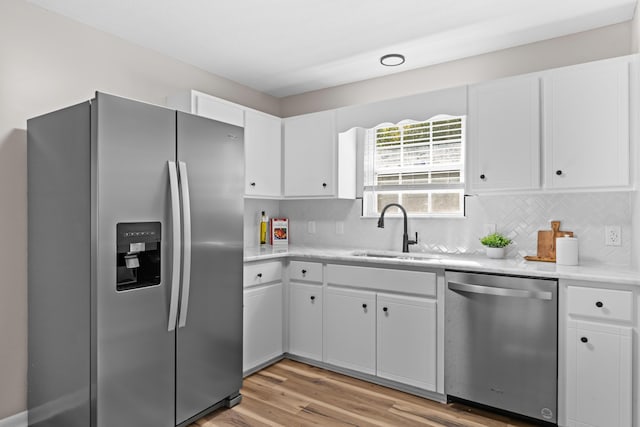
left=447, top=281, right=553, bottom=300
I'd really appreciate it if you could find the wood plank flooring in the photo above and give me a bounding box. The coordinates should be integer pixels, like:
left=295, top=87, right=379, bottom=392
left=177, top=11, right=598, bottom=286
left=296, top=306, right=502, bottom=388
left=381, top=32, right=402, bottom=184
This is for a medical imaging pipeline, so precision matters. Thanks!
left=189, top=359, right=538, bottom=427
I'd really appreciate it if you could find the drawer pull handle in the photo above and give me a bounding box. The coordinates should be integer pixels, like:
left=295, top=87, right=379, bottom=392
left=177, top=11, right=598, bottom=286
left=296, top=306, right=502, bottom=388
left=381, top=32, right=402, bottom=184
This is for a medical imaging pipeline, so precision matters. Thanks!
left=310, top=295, right=316, bottom=301
left=556, top=170, right=563, bottom=176
left=595, top=301, right=603, bottom=308
left=382, top=307, right=388, bottom=313
left=301, top=269, right=307, bottom=274
left=480, top=174, right=486, bottom=180
left=250, top=182, right=256, bottom=187
left=256, top=273, right=262, bottom=278
left=322, top=182, right=327, bottom=188
left=362, top=303, right=367, bottom=309
left=580, top=337, right=588, bottom=343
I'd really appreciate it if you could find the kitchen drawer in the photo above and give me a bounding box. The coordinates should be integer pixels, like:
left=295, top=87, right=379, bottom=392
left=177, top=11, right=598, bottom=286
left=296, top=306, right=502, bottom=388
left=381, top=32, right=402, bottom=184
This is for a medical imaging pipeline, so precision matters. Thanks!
left=289, top=260, right=323, bottom=283
left=567, top=285, right=633, bottom=322
left=243, top=261, right=282, bottom=288
left=326, top=264, right=437, bottom=297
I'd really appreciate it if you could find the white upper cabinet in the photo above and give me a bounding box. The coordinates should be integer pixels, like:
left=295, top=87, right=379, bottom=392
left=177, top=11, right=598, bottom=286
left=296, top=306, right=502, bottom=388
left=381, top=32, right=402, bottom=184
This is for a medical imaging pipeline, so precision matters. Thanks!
left=543, top=57, right=631, bottom=190
left=468, top=74, right=541, bottom=192
left=283, top=110, right=336, bottom=197
left=244, top=110, right=282, bottom=197
left=167, top=90, right=244, bottom=127
left=193, top=93, right=244, bottom=127
left=167, top=90, right=282, bottom=198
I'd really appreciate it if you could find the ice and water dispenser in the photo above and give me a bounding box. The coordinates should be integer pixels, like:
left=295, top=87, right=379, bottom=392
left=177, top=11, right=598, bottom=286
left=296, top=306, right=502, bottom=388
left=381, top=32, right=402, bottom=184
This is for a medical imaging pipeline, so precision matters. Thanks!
left=116, top=222, right=161, bottom=291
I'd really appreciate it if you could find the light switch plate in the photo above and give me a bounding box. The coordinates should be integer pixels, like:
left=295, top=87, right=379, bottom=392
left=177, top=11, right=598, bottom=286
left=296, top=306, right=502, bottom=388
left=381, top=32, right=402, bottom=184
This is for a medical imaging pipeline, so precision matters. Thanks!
left=307, top=221, right=316, bottom=234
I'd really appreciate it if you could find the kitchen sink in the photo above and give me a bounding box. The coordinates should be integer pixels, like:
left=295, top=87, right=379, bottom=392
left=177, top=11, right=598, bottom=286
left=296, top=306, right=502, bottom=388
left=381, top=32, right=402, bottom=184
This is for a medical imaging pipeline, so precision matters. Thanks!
left=350, top=250, right=443, bottom=261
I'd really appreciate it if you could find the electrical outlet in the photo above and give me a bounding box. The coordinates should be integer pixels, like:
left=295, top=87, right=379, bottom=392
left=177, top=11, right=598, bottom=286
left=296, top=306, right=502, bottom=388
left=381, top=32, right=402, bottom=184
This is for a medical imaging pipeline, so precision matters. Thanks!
left=483, top=224, right=497, bottom=236
left=335, top=221, right=345, bottom=235
left=605, top=225, right=621, bottom=246
left=307, top=221, right=316, bottom=234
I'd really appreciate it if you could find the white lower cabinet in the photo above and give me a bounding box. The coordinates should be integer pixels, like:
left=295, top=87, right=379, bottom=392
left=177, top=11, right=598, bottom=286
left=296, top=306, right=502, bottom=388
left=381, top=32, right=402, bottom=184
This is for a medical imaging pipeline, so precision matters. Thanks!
left=324, top=264, right=440, bottom=393
left=564, top=281, right=635, bottom=427
left=377, top=293, right=437, bottom=391
left=243, top=283, right=283, bottom=372
left=243, top=260, right=284, bottom=373
left=288, top=282, right=323, bottom=360
left=324, top=287, right=377, bottom=375
left=566, top=321, right=632, bottom=427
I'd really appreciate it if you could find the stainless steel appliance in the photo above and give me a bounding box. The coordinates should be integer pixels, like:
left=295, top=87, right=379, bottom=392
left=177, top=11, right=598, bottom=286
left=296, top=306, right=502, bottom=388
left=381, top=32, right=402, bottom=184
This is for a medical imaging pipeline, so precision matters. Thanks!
left=445, top=271, right=558, bottom=424
left=28, top=92, right=244, bottom=427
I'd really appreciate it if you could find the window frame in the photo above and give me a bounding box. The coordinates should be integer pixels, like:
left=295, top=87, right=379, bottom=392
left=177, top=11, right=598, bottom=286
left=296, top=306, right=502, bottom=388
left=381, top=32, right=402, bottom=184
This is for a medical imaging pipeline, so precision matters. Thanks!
left=362, top=114, right=466, bottom=218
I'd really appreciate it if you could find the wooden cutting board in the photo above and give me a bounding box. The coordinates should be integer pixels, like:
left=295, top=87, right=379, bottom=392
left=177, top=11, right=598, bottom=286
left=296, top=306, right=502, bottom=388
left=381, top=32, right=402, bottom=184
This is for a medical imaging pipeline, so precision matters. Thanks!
left=525, top=221, right=573, bottom=262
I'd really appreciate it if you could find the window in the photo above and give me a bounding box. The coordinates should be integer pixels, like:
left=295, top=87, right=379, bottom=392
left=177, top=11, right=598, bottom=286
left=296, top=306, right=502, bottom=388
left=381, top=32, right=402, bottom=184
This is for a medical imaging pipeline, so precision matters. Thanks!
left=362, top=115, right=465, bottom=217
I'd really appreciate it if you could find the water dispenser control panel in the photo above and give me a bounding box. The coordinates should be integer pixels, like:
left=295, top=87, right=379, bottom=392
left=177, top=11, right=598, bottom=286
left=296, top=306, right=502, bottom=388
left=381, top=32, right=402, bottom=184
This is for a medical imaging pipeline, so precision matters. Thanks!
left=116, top=222, right=161, bottom=291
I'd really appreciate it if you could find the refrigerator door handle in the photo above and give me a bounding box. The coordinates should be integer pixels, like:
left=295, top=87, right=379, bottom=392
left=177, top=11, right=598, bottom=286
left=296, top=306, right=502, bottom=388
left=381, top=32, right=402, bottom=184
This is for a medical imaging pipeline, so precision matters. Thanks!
left=178, top=161, right=192, bottom=328
left=167, top=161, right=182, bottom=331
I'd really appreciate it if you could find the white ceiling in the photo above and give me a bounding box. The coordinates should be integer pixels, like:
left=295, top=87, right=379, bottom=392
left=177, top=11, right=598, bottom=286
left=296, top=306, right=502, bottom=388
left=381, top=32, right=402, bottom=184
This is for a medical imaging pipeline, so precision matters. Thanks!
left=28, top=0, right=638, bottom=97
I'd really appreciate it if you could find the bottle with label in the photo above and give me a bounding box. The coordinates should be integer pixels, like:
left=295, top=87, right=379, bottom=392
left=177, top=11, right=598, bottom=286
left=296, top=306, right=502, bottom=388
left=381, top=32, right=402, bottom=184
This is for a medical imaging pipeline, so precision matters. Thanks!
left=259, top=211, right=268, bottom=245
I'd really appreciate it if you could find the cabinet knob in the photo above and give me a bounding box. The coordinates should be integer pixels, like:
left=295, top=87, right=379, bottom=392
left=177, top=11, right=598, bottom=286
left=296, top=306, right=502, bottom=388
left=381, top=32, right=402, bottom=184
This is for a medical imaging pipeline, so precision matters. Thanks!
left=382, top=307, right=388, bottom=313
left=580, top=337, right=588, bottom=343
left=595, top=301, right=603, bottom=308
left=256, top=273, right=262, bottom=278
left=301, top=269, right=307, bottom=275
left=362, top=303, right=367, bottom=309
left=556, top=170, right=563, bottom=176
left=322, top=182, right=327, bottom=188
left=480, top=174, right=486, bottom=180
left=310, top=295, right=316, bottom=301
left=250, top=182, right=256, bottom=187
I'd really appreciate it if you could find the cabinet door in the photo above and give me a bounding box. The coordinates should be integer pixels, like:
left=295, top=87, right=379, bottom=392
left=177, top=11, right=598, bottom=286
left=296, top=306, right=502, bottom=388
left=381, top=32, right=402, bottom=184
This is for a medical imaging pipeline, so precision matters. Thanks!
left=284, top=110, right=336, bottom=197
left=376, top=294, right=437, bottom=391
left=194, top=93, right=244, bottom=127
left=288, top=282, right=323, bottom=360
left=544, top=58, right=630, bottom=189
left=324, top=287, right=376, bottom=374
left=469, top=75, right=540, bottom=192
left=567, top=321, right=632, bottom=427
left=243, top=283, right=283, bottom=372
left=244, top=110, right=282, bottom=197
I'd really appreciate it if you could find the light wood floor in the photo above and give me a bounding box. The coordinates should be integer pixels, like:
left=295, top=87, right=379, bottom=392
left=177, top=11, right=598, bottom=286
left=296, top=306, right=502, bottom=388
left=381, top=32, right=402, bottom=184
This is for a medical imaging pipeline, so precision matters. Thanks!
left=190, top=359, right=538, bottom=427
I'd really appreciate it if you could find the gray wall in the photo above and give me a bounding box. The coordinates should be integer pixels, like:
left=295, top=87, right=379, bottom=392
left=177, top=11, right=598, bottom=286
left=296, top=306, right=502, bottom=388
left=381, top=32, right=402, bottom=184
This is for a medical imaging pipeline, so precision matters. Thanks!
left=279, top=22, right=632, bottom=117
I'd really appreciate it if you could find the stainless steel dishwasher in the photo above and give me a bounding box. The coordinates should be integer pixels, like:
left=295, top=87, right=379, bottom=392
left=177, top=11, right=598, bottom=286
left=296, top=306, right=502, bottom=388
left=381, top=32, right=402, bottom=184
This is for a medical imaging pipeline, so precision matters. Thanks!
left=445, top=270, right=558, bottom=425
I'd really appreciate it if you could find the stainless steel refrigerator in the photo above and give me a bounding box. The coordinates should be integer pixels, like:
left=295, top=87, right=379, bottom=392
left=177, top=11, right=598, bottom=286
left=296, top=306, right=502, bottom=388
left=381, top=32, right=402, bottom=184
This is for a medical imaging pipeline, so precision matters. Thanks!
left=28, top=92, right=244, bottom=427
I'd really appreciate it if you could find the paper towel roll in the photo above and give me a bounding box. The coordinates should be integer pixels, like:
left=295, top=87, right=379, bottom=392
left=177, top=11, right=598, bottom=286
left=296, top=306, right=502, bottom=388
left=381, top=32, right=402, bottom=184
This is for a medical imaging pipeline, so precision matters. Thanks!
left=556, top=236, right=578, bottom=265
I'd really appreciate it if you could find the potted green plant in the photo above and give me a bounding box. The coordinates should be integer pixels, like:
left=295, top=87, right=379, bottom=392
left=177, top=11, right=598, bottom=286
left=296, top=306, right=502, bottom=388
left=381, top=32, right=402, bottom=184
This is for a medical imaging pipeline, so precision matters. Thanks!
left=480, top=232, right=512, bottom=259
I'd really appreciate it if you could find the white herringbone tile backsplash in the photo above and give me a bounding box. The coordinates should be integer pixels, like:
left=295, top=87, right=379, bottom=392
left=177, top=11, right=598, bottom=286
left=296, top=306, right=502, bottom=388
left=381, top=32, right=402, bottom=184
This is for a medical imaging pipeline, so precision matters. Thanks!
left=466, top=192, right=631, bottom=264
left=274, top=192, right=632, bottom=266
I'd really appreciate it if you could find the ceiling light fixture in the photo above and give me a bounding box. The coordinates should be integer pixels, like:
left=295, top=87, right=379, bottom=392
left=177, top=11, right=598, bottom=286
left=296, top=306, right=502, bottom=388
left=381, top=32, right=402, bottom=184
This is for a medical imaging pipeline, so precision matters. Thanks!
left=380, top=53, right=405, bottom=67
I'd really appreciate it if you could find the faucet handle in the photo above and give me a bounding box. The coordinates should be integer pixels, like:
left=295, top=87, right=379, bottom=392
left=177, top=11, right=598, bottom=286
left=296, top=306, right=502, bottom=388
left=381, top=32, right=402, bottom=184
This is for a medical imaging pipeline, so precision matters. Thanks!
left=408, top=232, right=418, bottom=246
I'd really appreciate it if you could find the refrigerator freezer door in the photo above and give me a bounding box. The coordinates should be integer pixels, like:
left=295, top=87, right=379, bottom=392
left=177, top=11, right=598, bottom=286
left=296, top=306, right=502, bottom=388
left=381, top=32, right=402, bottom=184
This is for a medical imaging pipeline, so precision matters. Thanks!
left=95, top=93, right=176, bottom=427
left=175, top=112, right=244, bottom=424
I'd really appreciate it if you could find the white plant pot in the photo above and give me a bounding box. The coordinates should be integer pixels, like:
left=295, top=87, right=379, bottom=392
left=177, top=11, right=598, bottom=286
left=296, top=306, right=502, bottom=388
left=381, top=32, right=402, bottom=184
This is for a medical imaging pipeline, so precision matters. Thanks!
left=485, top=247, right=506, bottom=259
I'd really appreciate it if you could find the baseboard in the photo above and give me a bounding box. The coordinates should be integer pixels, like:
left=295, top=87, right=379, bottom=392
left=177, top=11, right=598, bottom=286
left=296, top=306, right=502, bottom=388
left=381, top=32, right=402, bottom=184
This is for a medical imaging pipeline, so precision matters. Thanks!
left=0, top=411, right=27, bottom=427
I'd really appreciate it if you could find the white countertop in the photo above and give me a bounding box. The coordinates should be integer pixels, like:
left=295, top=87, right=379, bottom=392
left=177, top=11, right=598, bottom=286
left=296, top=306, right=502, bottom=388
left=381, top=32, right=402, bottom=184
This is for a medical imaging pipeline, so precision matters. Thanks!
left=244, top=245, right=640, bottom=286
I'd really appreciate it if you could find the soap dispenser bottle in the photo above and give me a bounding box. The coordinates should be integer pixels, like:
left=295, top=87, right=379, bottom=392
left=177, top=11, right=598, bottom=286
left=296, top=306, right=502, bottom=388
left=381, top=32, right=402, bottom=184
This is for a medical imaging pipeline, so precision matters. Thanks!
left=259, top=211, right=268, bottom=245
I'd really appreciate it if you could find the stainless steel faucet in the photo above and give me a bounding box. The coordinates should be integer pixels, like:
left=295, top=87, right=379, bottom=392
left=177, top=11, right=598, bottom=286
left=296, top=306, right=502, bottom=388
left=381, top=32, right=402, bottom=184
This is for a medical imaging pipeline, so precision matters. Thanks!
left=377, top=203, right=418, bottom=253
